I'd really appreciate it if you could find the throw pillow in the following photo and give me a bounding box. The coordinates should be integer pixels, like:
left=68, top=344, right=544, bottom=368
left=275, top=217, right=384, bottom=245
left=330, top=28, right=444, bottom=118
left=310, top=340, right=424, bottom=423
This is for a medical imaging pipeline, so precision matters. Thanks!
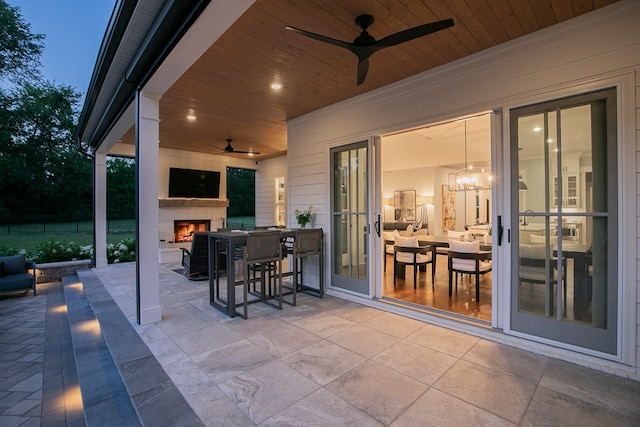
left=0, top=261, right=4, bottom=277
left=0, top=253, right=26, bottom=275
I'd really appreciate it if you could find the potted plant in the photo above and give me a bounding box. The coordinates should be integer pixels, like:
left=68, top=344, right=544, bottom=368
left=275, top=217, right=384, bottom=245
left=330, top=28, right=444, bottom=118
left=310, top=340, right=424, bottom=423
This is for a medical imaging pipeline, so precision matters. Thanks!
left=295, top=205, right=315, bottom=228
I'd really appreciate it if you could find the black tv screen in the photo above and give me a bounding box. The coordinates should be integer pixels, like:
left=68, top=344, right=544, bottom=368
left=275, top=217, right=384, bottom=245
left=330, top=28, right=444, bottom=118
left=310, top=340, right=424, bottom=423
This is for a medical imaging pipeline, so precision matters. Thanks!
left=168, top=168, right=220, bottom=199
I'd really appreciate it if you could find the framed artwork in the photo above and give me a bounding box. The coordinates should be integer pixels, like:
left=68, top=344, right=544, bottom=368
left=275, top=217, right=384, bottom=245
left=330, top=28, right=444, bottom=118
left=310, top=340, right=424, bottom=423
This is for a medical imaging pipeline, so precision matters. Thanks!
left=442, top=184, right=455, bottom=231
left=394, top=190, right=416, bottom=222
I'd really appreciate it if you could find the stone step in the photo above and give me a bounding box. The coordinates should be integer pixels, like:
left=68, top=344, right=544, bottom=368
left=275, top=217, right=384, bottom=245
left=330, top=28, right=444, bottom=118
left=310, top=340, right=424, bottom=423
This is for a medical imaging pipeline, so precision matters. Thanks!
left=65, top=270, right=202, bottom=426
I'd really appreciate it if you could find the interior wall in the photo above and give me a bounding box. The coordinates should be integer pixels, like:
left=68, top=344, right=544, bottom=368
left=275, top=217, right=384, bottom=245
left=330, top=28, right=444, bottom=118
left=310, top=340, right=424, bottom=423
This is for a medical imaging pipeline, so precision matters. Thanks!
left=382, top=166, right=435, bottom=228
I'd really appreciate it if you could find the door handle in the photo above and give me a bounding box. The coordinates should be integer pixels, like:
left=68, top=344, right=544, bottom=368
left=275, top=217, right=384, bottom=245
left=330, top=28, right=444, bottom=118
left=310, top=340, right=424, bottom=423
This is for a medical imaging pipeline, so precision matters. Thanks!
left=497, top=215, right=504, bottom=246
left=374, top=214, right=380, bottom=237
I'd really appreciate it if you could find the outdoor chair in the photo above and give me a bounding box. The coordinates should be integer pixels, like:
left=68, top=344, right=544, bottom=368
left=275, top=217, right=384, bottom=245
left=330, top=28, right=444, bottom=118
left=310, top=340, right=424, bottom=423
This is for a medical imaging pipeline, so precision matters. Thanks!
left=242, top=231, right=283, bottom=316
left=180, top=231, right=210, bottom=280
left=282, top=228, right=324, bottom=303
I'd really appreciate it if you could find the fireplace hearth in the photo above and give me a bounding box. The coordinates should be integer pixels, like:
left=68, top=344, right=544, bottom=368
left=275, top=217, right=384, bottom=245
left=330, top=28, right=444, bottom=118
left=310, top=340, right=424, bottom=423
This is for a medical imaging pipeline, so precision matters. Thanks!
left=174, top=219, right=211, bottom=242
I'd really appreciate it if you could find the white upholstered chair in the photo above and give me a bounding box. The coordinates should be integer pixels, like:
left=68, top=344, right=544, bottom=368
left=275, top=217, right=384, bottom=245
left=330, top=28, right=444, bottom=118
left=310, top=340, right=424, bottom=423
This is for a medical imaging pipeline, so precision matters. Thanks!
left=447, top=239, right=492, bottom=301
left=393, top=235, right=436, bottom=289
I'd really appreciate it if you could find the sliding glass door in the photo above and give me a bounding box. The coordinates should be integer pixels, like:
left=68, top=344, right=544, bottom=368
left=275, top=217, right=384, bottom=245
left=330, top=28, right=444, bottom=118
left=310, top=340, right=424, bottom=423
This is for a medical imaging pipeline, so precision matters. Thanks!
left=510, top=88, right=618, bottom=354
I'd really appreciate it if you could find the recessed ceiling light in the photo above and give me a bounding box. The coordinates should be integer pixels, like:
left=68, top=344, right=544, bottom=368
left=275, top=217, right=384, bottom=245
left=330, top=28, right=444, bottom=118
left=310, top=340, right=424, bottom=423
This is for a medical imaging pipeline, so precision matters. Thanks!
left=533, top=126, right=542, bottom=132
left=271, top=83, right=282, bottom=90
left=186, top=114, right=196, bottom=121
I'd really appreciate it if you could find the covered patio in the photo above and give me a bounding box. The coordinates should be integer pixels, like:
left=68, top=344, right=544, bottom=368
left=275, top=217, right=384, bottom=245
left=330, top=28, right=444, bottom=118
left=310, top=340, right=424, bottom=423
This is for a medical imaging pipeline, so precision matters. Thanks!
left=73, top=0, right=640, bottom=410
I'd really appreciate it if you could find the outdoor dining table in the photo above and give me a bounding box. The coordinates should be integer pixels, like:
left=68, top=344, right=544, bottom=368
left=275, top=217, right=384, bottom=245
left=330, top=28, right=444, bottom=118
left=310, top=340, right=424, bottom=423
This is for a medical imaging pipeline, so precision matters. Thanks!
left=208, top=229, right=296, bottom=318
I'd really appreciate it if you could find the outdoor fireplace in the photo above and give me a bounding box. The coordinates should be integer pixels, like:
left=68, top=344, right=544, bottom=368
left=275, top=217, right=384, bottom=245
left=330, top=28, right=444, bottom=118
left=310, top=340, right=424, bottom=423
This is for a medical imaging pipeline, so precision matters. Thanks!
left=174, top=219, right=211, bottom=242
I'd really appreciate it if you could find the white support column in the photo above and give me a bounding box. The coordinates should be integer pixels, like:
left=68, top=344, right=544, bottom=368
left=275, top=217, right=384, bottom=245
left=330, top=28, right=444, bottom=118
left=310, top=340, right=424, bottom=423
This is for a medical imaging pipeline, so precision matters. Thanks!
left=94, top=153, right=108, bottom=267
left=135, top=91, right=161, bottom=325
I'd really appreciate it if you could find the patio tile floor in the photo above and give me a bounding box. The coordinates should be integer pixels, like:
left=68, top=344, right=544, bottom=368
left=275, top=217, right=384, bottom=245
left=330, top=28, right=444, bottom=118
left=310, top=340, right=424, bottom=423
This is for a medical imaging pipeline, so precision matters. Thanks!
left=1, top=262, right=640, bottom=426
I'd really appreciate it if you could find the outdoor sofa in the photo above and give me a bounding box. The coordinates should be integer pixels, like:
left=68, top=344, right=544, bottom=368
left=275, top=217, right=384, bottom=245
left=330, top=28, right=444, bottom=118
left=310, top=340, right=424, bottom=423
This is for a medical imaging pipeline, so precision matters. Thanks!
left=0, top=253, right=36, bottom=296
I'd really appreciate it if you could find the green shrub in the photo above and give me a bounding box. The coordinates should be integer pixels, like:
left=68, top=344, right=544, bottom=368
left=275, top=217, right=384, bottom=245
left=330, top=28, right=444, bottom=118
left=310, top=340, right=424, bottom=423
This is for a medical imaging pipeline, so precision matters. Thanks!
left=33, top=239, right=92, bottom=263
left=106, top=238, right=136, bottom=264
left=1, top=238, right=136, bottom=264
left=0, top=247, right=24, bottom=257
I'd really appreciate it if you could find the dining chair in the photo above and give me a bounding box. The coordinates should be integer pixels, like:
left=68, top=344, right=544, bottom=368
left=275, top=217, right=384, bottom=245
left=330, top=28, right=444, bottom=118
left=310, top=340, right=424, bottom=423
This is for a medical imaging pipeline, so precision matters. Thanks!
left=382, top=230, right=395, bottom=272
left=393, top=235, right=436, bottom=289
left=437, top=229, right=469, bottom=261
left=447, top=239, right=492, bottom=301
left=518, top=243, right=567, bottom=310
left=242, top=230, right=283, bottom=317
left=213, top=228, right=245, bottom=293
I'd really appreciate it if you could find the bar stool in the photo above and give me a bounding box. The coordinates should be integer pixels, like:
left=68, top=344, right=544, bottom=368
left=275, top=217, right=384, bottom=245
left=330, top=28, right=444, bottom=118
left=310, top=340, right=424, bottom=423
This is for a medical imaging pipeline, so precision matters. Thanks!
left=242, top=231, right=283, bottom=316
left=286, top=228, right=324, bottom=304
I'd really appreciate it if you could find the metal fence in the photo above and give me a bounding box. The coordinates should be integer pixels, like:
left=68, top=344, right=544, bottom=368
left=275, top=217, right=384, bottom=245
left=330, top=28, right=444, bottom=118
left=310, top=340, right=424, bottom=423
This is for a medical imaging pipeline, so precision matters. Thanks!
left=0, top=219, right=136, bottom=235
left=0, top=217, right=255, bottom=235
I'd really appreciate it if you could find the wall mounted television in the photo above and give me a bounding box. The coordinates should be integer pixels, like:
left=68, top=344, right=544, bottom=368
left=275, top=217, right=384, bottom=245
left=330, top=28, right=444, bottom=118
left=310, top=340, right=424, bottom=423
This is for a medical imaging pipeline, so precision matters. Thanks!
left=168, top=168, right=220, bottom=199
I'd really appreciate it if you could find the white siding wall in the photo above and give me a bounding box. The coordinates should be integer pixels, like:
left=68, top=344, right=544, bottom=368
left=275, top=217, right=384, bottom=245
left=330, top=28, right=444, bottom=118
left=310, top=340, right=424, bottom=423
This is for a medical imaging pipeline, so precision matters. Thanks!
left=157, top=147, right=255, bottom=235
left=287, top=1, right=639, bottom=373
left=255, top=155, right=287, bottom=227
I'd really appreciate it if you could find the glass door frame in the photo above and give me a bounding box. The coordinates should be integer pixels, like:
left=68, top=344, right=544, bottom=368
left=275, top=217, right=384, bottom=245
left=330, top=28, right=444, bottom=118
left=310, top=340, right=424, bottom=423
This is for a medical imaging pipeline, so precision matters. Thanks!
left=508, top=88, right=619, bottom=355
left=374, top=112, right=501, bottom=326
left=330, top=139, right=373, bottom=296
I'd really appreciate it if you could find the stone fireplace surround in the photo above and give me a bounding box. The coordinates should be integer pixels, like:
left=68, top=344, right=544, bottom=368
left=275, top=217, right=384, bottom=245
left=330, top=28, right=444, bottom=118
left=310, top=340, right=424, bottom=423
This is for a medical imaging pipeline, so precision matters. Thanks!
left=158, top=198, right=229, bottom=263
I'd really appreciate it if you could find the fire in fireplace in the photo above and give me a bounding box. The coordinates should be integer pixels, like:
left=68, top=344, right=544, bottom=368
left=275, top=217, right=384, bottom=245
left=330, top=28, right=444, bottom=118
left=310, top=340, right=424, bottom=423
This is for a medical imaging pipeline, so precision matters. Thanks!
left=174, top=220, right=211, bottom=242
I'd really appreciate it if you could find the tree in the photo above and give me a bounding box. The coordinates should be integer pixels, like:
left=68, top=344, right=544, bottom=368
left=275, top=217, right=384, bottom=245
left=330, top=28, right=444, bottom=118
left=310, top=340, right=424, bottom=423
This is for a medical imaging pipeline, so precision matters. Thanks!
left=0, top=0, right=43, bottom=85
left=107, top=157, right=135, bottom=219
left=226, top=167, right=255, bottom=217
left=0, top=81, right=91, bottom=221
left=0, top=1, right=92, bottom=223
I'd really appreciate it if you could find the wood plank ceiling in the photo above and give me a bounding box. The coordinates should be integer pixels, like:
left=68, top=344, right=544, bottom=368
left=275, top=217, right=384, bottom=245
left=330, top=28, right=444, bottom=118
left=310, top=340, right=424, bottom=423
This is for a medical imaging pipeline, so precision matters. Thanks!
left=119, top=0, right=617, bottom=159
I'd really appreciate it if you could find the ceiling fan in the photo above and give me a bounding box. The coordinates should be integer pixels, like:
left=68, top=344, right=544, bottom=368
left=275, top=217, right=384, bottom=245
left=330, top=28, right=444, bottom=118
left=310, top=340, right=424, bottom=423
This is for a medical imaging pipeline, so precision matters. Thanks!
left=286, top=14, right=454, bottom=85
left=211, top=138, right=260, bottom=155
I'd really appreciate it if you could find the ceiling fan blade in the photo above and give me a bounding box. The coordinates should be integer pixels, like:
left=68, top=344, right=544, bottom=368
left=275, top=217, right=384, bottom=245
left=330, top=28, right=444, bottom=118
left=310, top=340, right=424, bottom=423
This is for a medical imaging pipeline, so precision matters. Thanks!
left=377, top=19, right=454, bottom=48
left=285, top=26, right=351, bottom=50
left=356, top=57, right=370, bottom=85
left=210, top=145, right=225, bottom=151
left=232, top=150, right=261, bottom=155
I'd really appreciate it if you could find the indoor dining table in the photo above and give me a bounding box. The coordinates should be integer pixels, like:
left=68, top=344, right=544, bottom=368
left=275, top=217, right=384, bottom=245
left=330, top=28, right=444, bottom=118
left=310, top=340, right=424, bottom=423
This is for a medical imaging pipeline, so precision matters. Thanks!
left=416, top=235, right=492, bottom=251
left=553, top=242, right=592, bottom=315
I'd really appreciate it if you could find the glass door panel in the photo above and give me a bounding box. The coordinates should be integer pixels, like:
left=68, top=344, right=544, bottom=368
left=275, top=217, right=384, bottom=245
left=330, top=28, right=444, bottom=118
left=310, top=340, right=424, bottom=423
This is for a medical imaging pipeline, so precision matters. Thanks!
left=511, top=88, right=617, bottom=354
left=331, top=141, right=370, bottom=295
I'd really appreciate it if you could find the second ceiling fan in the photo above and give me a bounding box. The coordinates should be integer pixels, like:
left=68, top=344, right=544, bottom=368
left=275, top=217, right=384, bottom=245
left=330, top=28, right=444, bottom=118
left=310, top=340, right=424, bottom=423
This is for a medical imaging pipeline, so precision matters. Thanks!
left=212, top=138, right=260, bottom=155
left=286, top=14, right=454, bottom=85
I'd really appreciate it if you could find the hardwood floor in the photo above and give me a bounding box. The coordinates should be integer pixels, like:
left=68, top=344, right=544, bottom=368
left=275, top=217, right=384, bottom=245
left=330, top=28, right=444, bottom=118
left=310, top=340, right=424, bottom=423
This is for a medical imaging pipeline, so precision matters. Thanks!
left=382, top=253, right=492, bottom=322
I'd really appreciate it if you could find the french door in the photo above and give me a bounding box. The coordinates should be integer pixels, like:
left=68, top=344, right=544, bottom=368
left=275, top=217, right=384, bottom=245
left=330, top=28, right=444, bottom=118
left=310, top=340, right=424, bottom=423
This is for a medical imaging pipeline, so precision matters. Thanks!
left=330, top=141, right=370, bottom=295
left=510, top=88, right=618, bottom=354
